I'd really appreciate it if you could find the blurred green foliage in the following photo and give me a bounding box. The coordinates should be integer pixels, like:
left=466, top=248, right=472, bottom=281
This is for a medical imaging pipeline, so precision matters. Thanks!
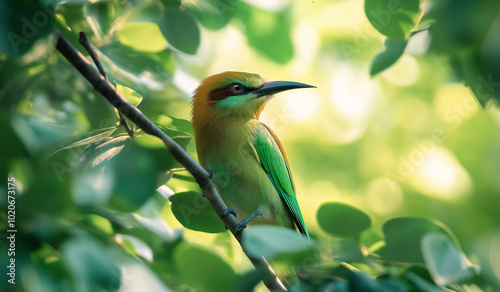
left=1, top=0, right=500, bottom=291
left=367, top=0, right=500, bottom=106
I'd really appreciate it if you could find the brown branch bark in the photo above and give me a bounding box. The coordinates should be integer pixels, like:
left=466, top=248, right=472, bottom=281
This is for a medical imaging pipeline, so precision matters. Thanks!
left=55, top=30, right=285, bottom=291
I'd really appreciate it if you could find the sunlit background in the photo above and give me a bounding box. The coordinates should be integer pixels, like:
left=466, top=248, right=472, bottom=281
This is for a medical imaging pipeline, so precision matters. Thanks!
left=149, top=0, right=500, bottom=253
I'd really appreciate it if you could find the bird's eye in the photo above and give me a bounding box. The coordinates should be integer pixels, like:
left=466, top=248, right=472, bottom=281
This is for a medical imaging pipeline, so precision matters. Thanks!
left=231, top=83, right=243, bottom=93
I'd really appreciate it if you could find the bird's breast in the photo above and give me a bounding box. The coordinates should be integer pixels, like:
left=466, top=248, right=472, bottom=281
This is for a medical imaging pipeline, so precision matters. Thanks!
left=195, top=119, right=289, bottom=225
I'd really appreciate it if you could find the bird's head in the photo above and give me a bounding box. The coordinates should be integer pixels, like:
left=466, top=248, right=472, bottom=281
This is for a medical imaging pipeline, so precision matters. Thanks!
left=192, top=71, right=315, bottom=122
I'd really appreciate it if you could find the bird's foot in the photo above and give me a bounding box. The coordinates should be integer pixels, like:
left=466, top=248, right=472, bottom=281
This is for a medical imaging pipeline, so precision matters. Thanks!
left=220, top=207, right=237, bottom=219
left=235, top=209, right=262, bottom=235
left=220, top=208, right=262, bottom=235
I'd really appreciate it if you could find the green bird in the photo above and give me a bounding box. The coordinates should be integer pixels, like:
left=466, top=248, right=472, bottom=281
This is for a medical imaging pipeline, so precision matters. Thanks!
left=191, top=71, right=315, bottom=237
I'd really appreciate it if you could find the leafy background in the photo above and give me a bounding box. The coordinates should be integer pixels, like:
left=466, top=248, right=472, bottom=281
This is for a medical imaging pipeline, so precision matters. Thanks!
left=1, top=0, right=500, bottom=291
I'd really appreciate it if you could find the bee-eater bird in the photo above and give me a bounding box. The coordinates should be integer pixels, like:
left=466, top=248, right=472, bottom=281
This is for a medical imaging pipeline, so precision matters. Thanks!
left=191, top=71, right=315, bottom=237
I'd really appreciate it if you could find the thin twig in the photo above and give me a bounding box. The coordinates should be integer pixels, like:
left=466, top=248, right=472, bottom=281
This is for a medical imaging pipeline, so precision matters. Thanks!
left=56, top=30, right=285, bottom=291
left=78, top=32, right=107, bottom=78
left=78, top=32, right=134, bottom=139
left=116, top=108, right=135, bottom=138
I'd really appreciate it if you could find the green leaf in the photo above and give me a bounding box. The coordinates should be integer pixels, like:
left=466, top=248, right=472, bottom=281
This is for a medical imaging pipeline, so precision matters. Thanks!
left=237, top=4, right=294, bottom=63
left=170, top=191, right=226, bottom=233
left=160, top=0, right=181, bottom=9
left=116, top=234, right=153, bottom=261
left=364, top=0, right=420, bottom=40
left=106, top=140, right=161, bottom=212
left=83, top=1, right=117, bottom=38
left=88, top=205, right=182, bottom=242
left=421, top=233, right=476, bottom=286
left=133, top=134, right=175, bottom=173
left=349, top=272, right=406, bottom=292
left=174, top=244, right=237, bottom=292
left=185, top=0, right=240, bottom=30
left=72, top=157, right=115, bottom=206
left=99, top=43, right=175, bottom=79
left=449, top=11, right=500, bottom=107
left=335, top=238, right=365, bottom=263
left=349, top=272, right=378, bottom=292
left=172, top=136, right=192, bottom=151
left=152, top=114, right=193, bottom=152
left=81, top=214, right=113, bottom=235
left=50, top=127, right=117, bottom=157
left=0, top=113, right=29, bottom=180
left=159, top=10, right=200, bottom=54
left=115, top=82, right=143, bottom=107
left=13, top=112, right=84, bottom=154
left=243, top=225, right=316, bottom=259
left=361, top=229, right=384, bottom=248
left=405, top=271, right=447, bottom=292
left=376, top=277, right=407, bottom=292
left=319, top=281, right=349, bottom=292
left=30, top=245, right=72, bottom=291
left=370, top=39, right=407, bottom=76
left=152, top=114, right=194, bottom=136
left=378, top=217, right=458, bottom=264
left=316, top=202, right=371, bottom=237
left=234, top=267, right=273, bottom=292
left=427, top=0, right=497, bottom=55
left=73, top=138, right=161, bottom=211
left=118, top=22, right=167, bottom=53
left=81, top=136, right=129, bottom=167
left=21, top=160, right=74, bottom=215
left=479, top=11, right=500, bottom=105
left=455, top=53, right=490, bottom=107
left=61, top=236, right=120, bottom=292
left=127, top=0, right=163, bottom=23
left=329, top=263, right=356, bottom=279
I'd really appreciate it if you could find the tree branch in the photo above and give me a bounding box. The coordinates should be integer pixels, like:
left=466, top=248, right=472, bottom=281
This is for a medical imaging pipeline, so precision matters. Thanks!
left=55, top=31, right=285, bottom=291
left=78, top=32, right=134, bottom=139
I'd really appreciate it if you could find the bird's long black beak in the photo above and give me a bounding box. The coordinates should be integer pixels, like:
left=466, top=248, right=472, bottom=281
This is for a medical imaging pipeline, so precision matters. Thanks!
left=252, top=81, right=316, bottom=97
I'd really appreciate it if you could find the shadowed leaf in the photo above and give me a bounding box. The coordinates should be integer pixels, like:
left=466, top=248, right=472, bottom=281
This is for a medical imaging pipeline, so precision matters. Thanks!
left=379, top=217, right=458, bottom=264
left=243, top=225, right=315, bottom=259
left=370, top=39, right=407, bottom=76
left=170, top=191, right=226, bottom=233
left=317, top=202, right=371, bottom=237
left=365, top=0, right=420, bottom=40
left=174, top=244, right=237, bottom=292
left=159, top=10, right=200, bottom=54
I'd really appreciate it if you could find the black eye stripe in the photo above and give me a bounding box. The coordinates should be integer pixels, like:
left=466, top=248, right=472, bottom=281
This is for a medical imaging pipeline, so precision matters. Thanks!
left=207, top=83, right=254, bottom=104
left=208, top=88, right=233, bottom=104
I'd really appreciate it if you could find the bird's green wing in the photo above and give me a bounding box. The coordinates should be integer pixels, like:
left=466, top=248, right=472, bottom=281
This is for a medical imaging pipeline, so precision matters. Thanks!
left=254, top=124, right=308, bottom=237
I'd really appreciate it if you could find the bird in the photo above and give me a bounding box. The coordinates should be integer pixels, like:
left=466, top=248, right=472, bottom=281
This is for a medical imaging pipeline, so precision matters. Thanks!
left=191, top=71, right=315, bottom=237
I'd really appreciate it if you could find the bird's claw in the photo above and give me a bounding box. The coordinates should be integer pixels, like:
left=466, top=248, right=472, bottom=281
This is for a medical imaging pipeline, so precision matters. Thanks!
left=234, top=209, right=262, bottom=235
left=220, top=208, right=262, bottom=235
left=220, top=207, right=237, bottom=219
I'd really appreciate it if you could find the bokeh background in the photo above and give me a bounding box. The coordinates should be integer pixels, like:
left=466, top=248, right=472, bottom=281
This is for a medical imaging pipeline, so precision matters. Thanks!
left=1, top=0, right=500, bottom=291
